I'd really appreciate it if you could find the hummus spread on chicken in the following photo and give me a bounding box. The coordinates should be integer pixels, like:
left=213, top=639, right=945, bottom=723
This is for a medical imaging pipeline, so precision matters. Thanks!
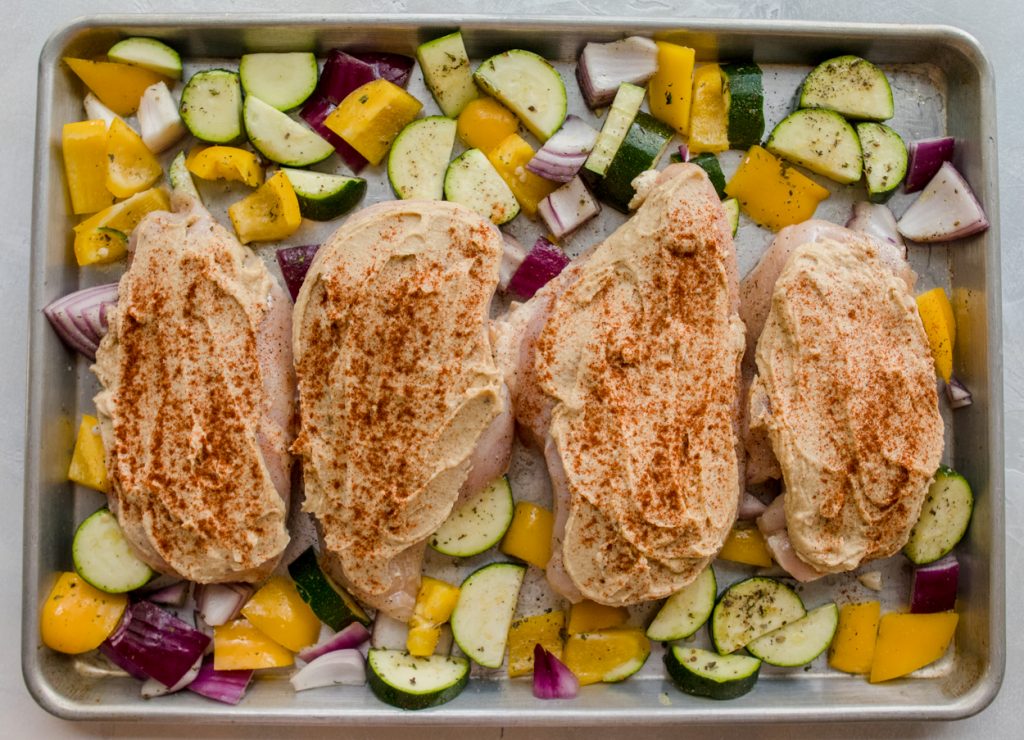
left=93, top=194, right=293, bottom=583
left=292, top=201, right=505, bottom=619
left=750, top=237, right=943, bottom=572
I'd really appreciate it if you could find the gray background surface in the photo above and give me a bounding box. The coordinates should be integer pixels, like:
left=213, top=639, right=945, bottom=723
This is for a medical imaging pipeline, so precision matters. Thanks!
left=5, top=0, right=1020, bottom=736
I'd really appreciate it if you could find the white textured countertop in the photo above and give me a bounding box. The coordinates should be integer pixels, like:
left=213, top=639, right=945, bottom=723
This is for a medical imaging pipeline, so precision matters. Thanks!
left=5, top=1, right=1021, bottom=737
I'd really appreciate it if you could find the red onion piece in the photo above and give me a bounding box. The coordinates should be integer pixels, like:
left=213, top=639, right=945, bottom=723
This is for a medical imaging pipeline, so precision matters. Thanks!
left=756, top=494, right=787, bottom=536
left=576, top=36, right=658, bottom=109
left=507, top=238, right=571, bottom=300
left=99, top=640, right=149, bottom=681
left=141, top=654, right=203, bottom=698
left=297, top=622, right=371, bottom=663
left=946, top=376, right=974, bottom=409
left=897, top=161, right=989, bottom=243
left=317, top=49, right=376, bottom=105
left=146, top=580, right=190, bottom=608
left=526, top=115, right=600, bottom=183
left=43, top=283, right=119, bottom=360
left=737, top=492, right=768, bottom=520
left=538, top=176, right=600, bottom=239
left=905, top=136, right=955, bottom=193
left=846, top=201, right=906, bottom=254
left=276, top=244, right=321, bottom=301
left=910, top=555, right=959, bottom=613
left=370, top=613, right=408, bottom=650
left=291, top=649, right=366, bottom=691
left=678, top=143, right=689, bottom=163
left=533, top=644, right=579, bottom=699
left=352, top=52, right=414, bottom=88
left=187, top=658, right=254, bottom=705
left=499, top=233, right=529, bottom=292
left=299, top=95, right=368, bottom=174
left=194, top=583, right=254, bottom=627
left=102, top=601, right=211, bottom=688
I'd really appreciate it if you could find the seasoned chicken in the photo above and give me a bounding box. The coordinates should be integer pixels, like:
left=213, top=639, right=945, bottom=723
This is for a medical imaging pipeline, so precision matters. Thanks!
left=503, top=164, right=745, bottom=605
left=293, top=201, right=510, bottom=621
left=746, top=224, right=943, bottom=576
left=93, top=192, right=294, bottom=583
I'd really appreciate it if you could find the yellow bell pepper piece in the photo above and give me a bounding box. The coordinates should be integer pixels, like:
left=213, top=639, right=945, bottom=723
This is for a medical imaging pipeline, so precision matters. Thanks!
left=567, top=600, right=629, bottom=634
left=73, top=228, right=129, bottom=267
left=407, top=576, right=460, bottom=657
left=457, top=97, right=519, bottom=153
left=67, top=414, right=108, bottom=493
left=325, top=79, right=423, bottom=166
left=73, top=187, right=170, bottom=266
left=65, top=58, right=167, bottom=116
left=214, top=617, right=294, bottom=670
left=717, top=524, right=773, bottom=567
left=486, top=133, right=558, bottom=218
left=105, top=118, right=163, bottom=199
left=688, top=64, right=729, bottom=154
left=227, top=171, right=301, bottom=244
left=240, top=575, right=321, bottom=653
left=500, top=501, right=554, bottom=568
left=916, top=287, right=956, bottom=382
left=648, top=42, right=696, bottom=136
left=869, top=611, right=959, bottom=683
left=186, top=146, right=263, bottom=188
left=563, top=629, right=650, bottom=686
left=828, top=601, right=880, bottom=674
left=62, top=120, right=116, bottom=215
left=40, top=572, right=127, bottom=654
left=725, top=146, right=830, bottom=231
left=507, top=610, right=565, bottom=677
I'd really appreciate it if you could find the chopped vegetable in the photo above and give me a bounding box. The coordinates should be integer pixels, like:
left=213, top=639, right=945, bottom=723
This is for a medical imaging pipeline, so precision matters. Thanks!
left=187, top=659, right=253, bottom=705
left=281, top=168, right=366, bottom=221
left=538, top=176, right=600, bottom=239
left=352, top=52, right=415, bottom=88
left=721, top=63, right=765, bottom=150
left=857, top=122, right=907, bottom=202
left=195, top=583, right=254, bottom=627
left=648, top=41, right=696, bottom=135
left=799, top=55, right=894, bottom=121
left=487, top=133, right=559, bottom=217
left=507, top=611, right=565, bottom=677
left=44, top=283, right=117, bottom=360
left=244, top=95, right=335, bottom=167
left=947, top=376, right=974, bottom=409
left=563, top=629, right=650, bottom=685
left=66, top=413, right=110, bottom=490
left=186, top=146, right=264, bottom=188
left=168, top=151, right=201, bottom=199
left=300, top=97, right=367, bottom=174
left=456, top=96, right=520, bottom=153
left=664, top=645, right=761, bottom=700
left=591, top=111, right=674, bottom=213
left=911, top=555, right=960, bottom=613
left=141, top=655, right=202, bottom=698
left=73, top=227, right=130, bottom=267
left=828, top=601, right=880, bottom=674
left=241, top=575, right=322, bottom=653
left=745, top=603, right=839, bottom=667
left=387, top=116, right=457, bottom=201
left=325, top=79, right=422, bottom=166
left=367, top=649, right=469, bottom=710
left=275, top=244, right=321, bottom=302
left=499, top=233, right=528, bottom=292
left=869, top=612, right=958, bottom=683
left=61, top=120, right=116, bottom=214
left=526, top=115, right=599, bottom=183
left=711, top=577, right=805, bottom=654
left=137, top=81, right=186, bottom=153
left=584, top=83, right=645, bottom=178
left=370, top=613, right=409, bottom=651
left=64, top=57, right=167, bottom=116
left=904, top=466, right=974, bottom=565
left=214, top=618, right=294, bottom=670
left=107, top=37, right=182, bottom=79
left=766, top=109, right=863, bottom=185
left=407, top=576, right=461, bottom=657
left=104, top=118, right=163, bottom=199
left=533, top=645, right=579, bottom=699
left=506, top=237, right=570, bottom=300
left=474, top=50, right=567, bottom=141
left=450, top=563, right=525, bottom=668
left=291, top=649, right=366, bottom=691
left=897, top=161, right=989, bottom=242
left=103, top=600, right=211, bottom=687
left=72, top=507, right=154, bottom=593
left=417, top=31, right=479, bottom=117
left=74, top=185, right=169, bottom=238
left=146, top=580, right=189, bottom=608
left=689, top=152, right=727, bottom=199
left=443, top=148, right=520, bottom=225
left=227, top=171, right=302, bottom=244
left=500, top=500, right=555, bottom=566
left=239, top=52, right=318, bottom=111
left=916, top=287, right=956, bottom=382
left=40, top=572, right=127, bottom=654
left=846, top=201, right=906, bottom=250
left=576, top=36, right=658, bottom=109
left=567, top=600, right=629, bottom=634
left=737, top=491, right=767, bottom=520
left=724, top=146, right=830, bottom=231
left=688, top=64, right=729, bottom=154
left=431, top=476, right=515, bottom=558
left=179, top=69, right=244, bottom=145
left=717, top=524, right=773, bottom=567
left=905, top=136, right=955, bottom=192
left=288, top=546, right=371, bottom=631
left=83, top=93, right=123, bottom=129
left=297, top=622, right=371, bottom=663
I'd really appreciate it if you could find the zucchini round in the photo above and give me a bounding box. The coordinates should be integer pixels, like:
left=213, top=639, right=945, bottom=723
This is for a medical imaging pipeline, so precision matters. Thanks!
left=288, top=546, right=371, bottom=631
left=766, top=108, right=863, bottom=185
left=710, top=577, right=805, bottom=655
left=179, top=69, right=244, bottom=145
left=239, top=52, right=318, bottom=111
left=903, top=465, right=974, bottom=565
left=799, top=55, right=894, bottom=121
left=430, top=476, right=515, bottom=558
left=646, top=565, right=717, bottom=642
left=280, top=168, right=366, bottom=221
left=387, top=116, right=457, bottom=201
left=664, top=645, right=761, bottom=700
left=857, top=122, right=908, bottom=203
left=367, top=649, right=469, bottom=710
left=473, top=50, right=567, bottom=142
left=443, top=148, right=520, bottom=225
left=243, top=95, right=335, bottom=167
left=450, top=562, right=525, bottom=668
left=72, top=508, right=153, bottom=594
left=745, top=602, right=839, bottom=667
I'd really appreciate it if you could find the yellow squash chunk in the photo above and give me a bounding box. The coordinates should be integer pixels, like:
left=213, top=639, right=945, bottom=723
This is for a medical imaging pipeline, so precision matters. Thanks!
left=725, top=146, right=830, bottom=231
left=567, top=600, right=629, bottom=634
left=62, top=120, right=116, bottom=215
left=73, top=228, right=129, bottom=267
left=916, top=287, right=956, bottom=382
left=40, top=572, right=127, bottom=654
left=227, top=171, right=301, bottom=244
left=240, top=575, right=321, bottom=653
left=688, top=64, right=729, bottom=154
left=717, top=524, right=773, bottom=567
left=186, top=146, right=263, bottom=188
left=457, top=97, right=519, bottom=153
left=868, top=611, right=959, bottom=683
left=214, top=617, right=294, bottom=670
left=407, top=576, right=460, bottom=657
left=649, top=42, right=696, bottom=136
left=325, top=79, right=423, bottom=165
left=73, top=187, right=169, bottom=266
left=67, top=414, right=109, bottom=493
left=829, top=601, right=881, bottom=675
left=500, top=501, right=554, bottom=568
left=105, top=118, right=163, bottom=199
left=563, top=629, right=650, bottom=686
left=65, top=58, right=167, bottom=116
left=507, top=611, right=565, bottom=677
left=486, top=133, right=558, bottom=218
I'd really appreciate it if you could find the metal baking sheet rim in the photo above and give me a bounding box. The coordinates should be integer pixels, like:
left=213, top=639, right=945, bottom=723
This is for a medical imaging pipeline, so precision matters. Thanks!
left=22, top=13, right=1005, bottom=724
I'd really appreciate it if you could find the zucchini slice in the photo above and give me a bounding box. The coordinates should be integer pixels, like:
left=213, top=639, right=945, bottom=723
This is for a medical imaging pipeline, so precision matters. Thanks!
left=239, top=52, right=318, bottom=111
left=179, top=69, right=244, bottom=144
left=711, top=577, right=805, bottom=654
left=72, top=508, right=154, bottom=594
left=664, top=646, right=761, bottom=700
left=903, top=466, right=974, bottom=565
left=689, top=152, right=727, bottom=199
left=280, top=168, right=366, bottom=221
left=722, top=197, right=740, bottom=236
left=745, top=603, right=839, bottom=667
left=417, top=32, right=479, bottom=118
left=288, top=546, right=371, bottom=630
left=857, top=122, right=908, bottom=203
left=592, top=111, right=674, bottom=213
left=430, top=476, right=515, bottom=558
left=766, top=108, right=863, bottom=185
left=450, top=562, right=525, bottom=668
left=387, top=116, right=457, bottom=201
left=367, top=649, right=469, bottom=710
left=107, top=37, right=182, bottom=79
left=243, top=95, right=334, bottom=167
left=721, top=63, right=764, bottom=149
left=474, top=50, right=567, bottom=142
left=646, top=565, right=717, bottom=642
left=584, top=82, right=645, bottom=178
left=443, top=148, right=520, bottom=225
left=799, top=55, right=894, bottom=121
left=168, top=151, right=201, bottom=200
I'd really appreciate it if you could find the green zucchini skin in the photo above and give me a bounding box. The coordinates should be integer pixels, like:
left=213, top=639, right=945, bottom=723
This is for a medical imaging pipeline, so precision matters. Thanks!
left=903, top=465, right=974, bottom=565
left=710, top=577, right=805, bottom=655
left=689, top=153, right=727, bottom=199
left=288, top=547, right=371, bottom=631
left=591, top=111, right=674, bottom=212
left=367, top=649, right=469, bottom=710
left=721, top=63, right=765, bottom=149
left=857, top=122, right=908, bottom=203
left=664, top=646, right=761, bottom=700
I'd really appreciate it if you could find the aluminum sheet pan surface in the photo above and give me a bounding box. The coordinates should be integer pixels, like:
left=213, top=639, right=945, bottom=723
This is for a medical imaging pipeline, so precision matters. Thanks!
left=23, top=14, right=1004, bottom=724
